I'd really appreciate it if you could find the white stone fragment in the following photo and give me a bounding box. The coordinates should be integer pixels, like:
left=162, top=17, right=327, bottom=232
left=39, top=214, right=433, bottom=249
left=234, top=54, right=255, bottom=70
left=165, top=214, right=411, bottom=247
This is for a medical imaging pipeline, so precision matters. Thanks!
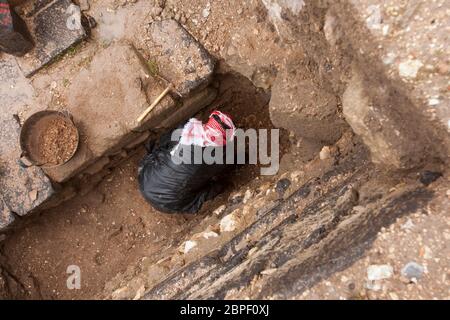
left=202, top=3, right=211, bottom=18
left=366, top=5, right=382, bottom=30
left=428, top=98, right=440, bottom=106
left=399, top=59, right=423, bottom=78
left=367, top=264, right=394, bottom=281
left=220, top=213, right=238, bottom=232
left=213, top=205, right=226, bottom=216
left=319, top=146, right=331, bottom=160
left=382, top=52, right=396, bottom=65
left=365, top=280, right=382, bottom=291
left=203, top=231, right=219, bottom=239
left=183, top=240, right=197, bottom=254
left=261, top=268, right=278, bottom=275
left=401, top=218, right=414, bottom=230
left=243, top=189, right=253, bottom=204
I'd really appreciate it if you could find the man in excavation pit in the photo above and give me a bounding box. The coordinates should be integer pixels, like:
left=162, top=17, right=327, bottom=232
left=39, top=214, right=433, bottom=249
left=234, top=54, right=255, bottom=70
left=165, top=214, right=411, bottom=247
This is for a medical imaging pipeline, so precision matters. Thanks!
left=138, top=110, right=236, bottom=214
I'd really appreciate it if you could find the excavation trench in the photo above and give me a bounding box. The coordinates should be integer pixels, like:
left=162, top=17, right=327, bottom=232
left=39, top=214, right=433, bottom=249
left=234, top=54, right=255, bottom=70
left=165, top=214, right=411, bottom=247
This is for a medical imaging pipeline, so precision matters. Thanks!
left=1, top=0, right=447, bottom=300
left=0, top=71, right=294, bottom=300
left=0, top=58, right=440, bottom=301
left=0, top=46, right=437, bottom=301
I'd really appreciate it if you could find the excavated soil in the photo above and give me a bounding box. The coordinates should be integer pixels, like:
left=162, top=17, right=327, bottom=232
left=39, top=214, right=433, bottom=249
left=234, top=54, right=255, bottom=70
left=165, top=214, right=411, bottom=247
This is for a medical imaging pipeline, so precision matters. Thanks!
left=37, top=117, right=78, bottom=165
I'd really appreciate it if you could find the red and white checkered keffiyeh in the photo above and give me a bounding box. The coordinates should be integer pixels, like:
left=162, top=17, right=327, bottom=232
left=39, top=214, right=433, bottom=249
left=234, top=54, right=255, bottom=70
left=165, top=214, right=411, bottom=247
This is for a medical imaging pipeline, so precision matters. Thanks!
left=178, top=110, right=236, bottom=147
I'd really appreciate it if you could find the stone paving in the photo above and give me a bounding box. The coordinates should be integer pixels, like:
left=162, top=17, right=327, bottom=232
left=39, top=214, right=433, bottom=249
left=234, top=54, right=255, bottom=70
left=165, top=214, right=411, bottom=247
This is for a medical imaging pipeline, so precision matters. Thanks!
left=15, top=0, right=88, bottom=77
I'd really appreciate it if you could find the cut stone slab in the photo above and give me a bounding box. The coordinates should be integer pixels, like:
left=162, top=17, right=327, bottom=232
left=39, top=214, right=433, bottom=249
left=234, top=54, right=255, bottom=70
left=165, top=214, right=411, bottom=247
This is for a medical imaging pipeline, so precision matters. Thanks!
left=66, top=41, right=175, bottom=158
left=0, top=117, right=54, bottom=216
left=15, top=0, right=87, bottom=77
left=147, top=19, right=215, bottom=97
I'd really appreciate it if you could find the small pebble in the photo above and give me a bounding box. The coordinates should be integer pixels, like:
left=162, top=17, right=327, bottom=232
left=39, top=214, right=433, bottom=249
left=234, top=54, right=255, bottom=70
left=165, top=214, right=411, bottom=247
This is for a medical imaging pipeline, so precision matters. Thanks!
left=401, top=262, right=424, bottom=280
left=213, top=205, right=226, bottom=216
left=220, top=212, right=238, bottom=232
left=275, top=178, right=291, bottom=195
left=399, top=59, right=423, bottom=79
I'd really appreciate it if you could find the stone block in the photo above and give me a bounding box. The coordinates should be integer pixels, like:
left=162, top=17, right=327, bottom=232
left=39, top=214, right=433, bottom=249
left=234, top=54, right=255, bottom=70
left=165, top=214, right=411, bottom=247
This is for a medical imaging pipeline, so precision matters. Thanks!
left=342, top=69, right=428, bottom=170
left=66, top=41, right=176, bottom=158
left=146, top=19, right=215, bottom=97
left=270, top=68, right=347, bottom=144
left=15, top=0, right=87, bottom=77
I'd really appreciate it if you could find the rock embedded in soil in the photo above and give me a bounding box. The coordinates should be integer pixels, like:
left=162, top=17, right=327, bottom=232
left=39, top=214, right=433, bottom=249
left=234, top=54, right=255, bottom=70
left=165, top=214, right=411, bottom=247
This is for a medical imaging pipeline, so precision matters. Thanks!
left=0, top=197, right=15, bottom=232
left=146, top=19, right=215, bottom=97
left=401, top=262, right=425, bottom=280
left=270, top=68, right=347, bottom=144
left=213, top=205, right=226, bottom=216
left=275, top=178, right=291, bottom=196
left=77, top=0, right=90, bottom=11
left=367, top=264, right=394, bottom=281
left=342, top=69, right=430, bottom=170
left=220, top=212, right=239, bottom=233
left=398, top=59, right=423, bottom=79
left=202, top=231, right=219, bottom=239
left=242, top=189, right=254, bottom=204
left=319, top=146, right=332, bottom=160
left=0, top=118, right=54, bottom=218
left=182, top=240, right=198, bottom=254
left=419, top=171, right=442, bottom=186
